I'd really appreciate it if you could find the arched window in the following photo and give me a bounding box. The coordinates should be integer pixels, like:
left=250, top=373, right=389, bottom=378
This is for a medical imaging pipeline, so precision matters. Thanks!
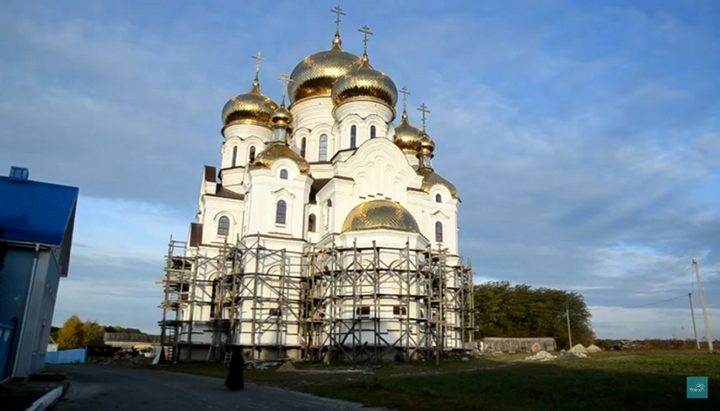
left=280, top=169, right=288, bottom=179
left=435, top=221, right=443, bottom=242
left=308, top=214, right=316, bottom=232
left=231, top=146, right=238, bottom=167
left=370, top=125, right=376, bottom=139
left=249, top=146, right=256, bottom=162
left=319, top=134, right=328, bottom=161
left=300, top=138, right=306, bottom=158
left=435, top=193, right=442, bottom=203
left=218, top=216, right=230, bottom=236
left=276, top=200, right=287, bottom=224
left=324, top=199, right=333, bottom=228
left=350, top=125, right=357, bottom=148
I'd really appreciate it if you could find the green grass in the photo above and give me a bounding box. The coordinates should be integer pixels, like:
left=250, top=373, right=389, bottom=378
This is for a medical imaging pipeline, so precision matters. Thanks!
left=149, top=351, right=720, bottom=410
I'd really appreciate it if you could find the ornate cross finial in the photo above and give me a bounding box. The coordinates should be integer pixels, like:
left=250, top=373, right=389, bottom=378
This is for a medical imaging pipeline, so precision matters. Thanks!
left=417, top=103, right=430, bottom=131
left=251, top=51, right=265, bottom=77
left=331, top=5, right=345, bottom=33
left=277, top=72, right=293, bottom=105
left=358, top=25, right=373, bottom=54
left=399, top=86, right=411, bottom=112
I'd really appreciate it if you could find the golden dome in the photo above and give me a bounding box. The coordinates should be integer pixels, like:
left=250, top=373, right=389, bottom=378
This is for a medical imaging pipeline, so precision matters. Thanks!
left=250, top=143, right=310, bottom=175
left=271, top=105, right=293, bottom=129
left=419, top=133, right=436, bottom=154
left=222, top=78, right=278, bottom=128
left=288, top=35, right=363, bottom=104
left=417, top=168, right=458, bottom=198
left=341, top=199, right=420, bottom=233
left=393, top=111, right=423, bottom=154
left=331, top=55, right=398, bottom=108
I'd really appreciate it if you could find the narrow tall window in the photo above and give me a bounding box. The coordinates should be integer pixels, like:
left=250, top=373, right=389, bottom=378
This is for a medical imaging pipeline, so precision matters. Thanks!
left=350, top=125, right=357, bottom=148
left=435, top=221, right=443, bottom=242
left=370, top=125, right=376, bottom=139
left=232, top=146, right=238, bottom=167
left=276, top=200, right=287, bottom=224
left=319, top=134, right=328, bottom=161
left=300, top=138, right=306, bottom=158
left=249, top=146, right=256, bottom=162
left=218, top=216, right=230, bottom=236
left=435, top=193, right=442, bottom=203
left=308, top=214, right=316, bottom=232
left=280, top=169, right=288, bottom=179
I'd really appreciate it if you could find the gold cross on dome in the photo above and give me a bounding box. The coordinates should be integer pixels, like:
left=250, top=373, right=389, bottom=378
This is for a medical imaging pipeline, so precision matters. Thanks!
left=358, top=25, right=373, bottom=53
left=251, top=51, right=265, bottom=76
left=399, top=86, right=411, bottom=112
left=277, top=72, right=293, bottom=103
left=417, top=103, right=430, bottom=131
left=331, top=5, right=346, bottom=32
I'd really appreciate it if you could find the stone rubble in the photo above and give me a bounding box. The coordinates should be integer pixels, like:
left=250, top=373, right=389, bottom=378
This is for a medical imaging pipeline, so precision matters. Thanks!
left=524, top=350, right=556, bottom=361
left=586, top=344, right=602, bottom=353
left=569, top=344, right=588, bottom=354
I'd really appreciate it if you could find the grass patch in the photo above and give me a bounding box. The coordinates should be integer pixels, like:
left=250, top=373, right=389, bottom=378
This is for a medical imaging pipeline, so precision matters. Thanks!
left=150, top=351, right=720, bottom=410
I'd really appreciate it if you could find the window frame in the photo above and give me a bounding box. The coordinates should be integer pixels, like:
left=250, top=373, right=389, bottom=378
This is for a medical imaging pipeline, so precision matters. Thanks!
left=218, top=216, right=230, bottom=236
left=276, top=200, right=287, bottom=225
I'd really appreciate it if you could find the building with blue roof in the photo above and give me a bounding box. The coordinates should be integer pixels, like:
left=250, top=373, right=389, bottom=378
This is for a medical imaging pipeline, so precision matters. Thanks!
left=0, top=166, right=78, bottom=382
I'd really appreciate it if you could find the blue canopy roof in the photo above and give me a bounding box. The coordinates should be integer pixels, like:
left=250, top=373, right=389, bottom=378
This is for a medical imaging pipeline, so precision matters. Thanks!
left=0, top=176, right=79, bottom=245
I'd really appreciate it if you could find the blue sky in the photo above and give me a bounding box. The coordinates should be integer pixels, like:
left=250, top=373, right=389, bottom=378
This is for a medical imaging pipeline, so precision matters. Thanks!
left=1, top=0, right=718, bottom=339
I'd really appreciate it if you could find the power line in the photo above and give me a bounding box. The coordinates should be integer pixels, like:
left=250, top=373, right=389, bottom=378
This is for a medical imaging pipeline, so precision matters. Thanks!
left=624, top=294, right=688, bottom=309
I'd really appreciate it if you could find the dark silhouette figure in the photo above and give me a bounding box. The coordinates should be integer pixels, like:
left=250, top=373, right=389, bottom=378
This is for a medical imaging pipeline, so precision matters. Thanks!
left=224, top=347, right=244, bottom=391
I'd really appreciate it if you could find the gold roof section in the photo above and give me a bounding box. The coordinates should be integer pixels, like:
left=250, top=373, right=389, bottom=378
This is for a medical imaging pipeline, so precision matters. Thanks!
left=222, top=79, right=279, bottom=127
left=250, top=144, right=310, bottom=175
left=331, top=25, right=397, bottom=109
left=394, top=87, right=423, bottom=154
left=222, top=52, right=278, bottom=127
left=288, top=6, right=362, bottom=103
left=341, top=199, right=420, bottom=233
left=288, top=48, right=362, bottom=103
left=331, top=55, right=398, bottom=108
left=417, top=167, right=458, bottom=198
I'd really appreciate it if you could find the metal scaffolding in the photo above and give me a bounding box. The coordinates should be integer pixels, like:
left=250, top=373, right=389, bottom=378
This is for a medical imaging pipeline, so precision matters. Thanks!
left=158, top=234, right=474, bottom=363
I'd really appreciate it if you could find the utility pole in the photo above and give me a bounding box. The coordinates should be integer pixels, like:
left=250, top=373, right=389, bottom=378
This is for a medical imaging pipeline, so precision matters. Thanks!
left=566, top=306, right=573, bottom=349
left=693, top=258, right=714, bottom=353
left=688, top=293, right=700, bottom=350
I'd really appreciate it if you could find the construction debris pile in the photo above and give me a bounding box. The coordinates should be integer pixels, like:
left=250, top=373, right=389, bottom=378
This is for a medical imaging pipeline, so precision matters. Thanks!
left=524, top=343, right=602, bottom=362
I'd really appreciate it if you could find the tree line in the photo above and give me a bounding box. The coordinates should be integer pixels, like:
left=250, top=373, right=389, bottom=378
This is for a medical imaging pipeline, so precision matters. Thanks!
left=53, top=315, right=144, bottom=350
left=474, top=281, right=595, bottom=348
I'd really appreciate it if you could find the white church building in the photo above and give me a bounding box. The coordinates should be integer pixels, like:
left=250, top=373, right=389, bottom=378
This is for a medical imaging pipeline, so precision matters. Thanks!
left=159, top=9, right=475, bottom=363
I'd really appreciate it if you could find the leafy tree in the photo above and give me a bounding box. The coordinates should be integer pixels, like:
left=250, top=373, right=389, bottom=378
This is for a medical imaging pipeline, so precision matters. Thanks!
left=57, top=315, right=84, bottom=349
left=474, top=281, right=594, bottom=348
left=82, top=320, right=105, bottom=347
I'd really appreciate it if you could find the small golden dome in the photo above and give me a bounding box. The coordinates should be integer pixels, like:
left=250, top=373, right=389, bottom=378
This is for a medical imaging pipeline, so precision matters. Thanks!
left=288, top=35, right=363, bottom=104
left=222, top=78, right=278, bottom=128
left=393, top=111, right=424, bottom=154
left=331, top=55, right=398, bottom=108
left=419, top=133, right=435, bottom=154
left=417, top=168, right=458, bottom=198
left=271, top=105, right=293, bottom=129
left=341, top=199, right=420, bottom=233
left=250, top=144, right=310, bottom=175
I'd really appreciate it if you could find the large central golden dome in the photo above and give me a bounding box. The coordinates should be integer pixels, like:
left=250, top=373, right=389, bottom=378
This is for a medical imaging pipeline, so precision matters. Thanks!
left=288, top=35, right=362, bottom=104
left=341, top=200, right=420, bottom=233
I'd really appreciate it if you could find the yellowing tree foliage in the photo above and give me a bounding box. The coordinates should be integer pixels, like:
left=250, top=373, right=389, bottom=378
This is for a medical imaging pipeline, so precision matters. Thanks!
left=56, top=315, right=84, bottom=349
left=82, top=320, right=105, bottom=347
